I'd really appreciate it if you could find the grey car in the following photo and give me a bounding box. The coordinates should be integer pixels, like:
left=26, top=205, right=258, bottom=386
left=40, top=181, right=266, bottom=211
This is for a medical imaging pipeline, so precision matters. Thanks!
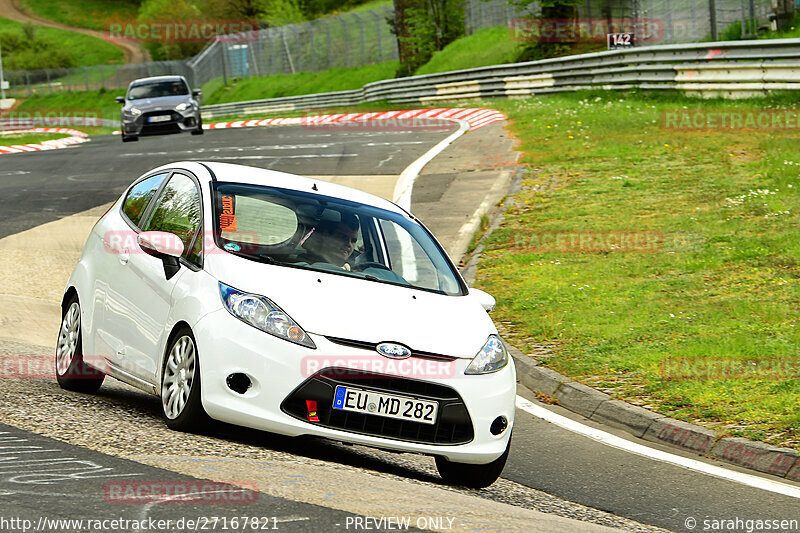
left=115, top=75, right=203, bottom=142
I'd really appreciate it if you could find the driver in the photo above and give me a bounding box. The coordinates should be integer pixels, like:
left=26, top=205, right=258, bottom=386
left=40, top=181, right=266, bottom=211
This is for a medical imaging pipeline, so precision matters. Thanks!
left=296, top=213, right=359, bottom=270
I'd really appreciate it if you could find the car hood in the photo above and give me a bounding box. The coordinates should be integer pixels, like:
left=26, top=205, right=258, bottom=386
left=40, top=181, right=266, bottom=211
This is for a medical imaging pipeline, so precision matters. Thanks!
left=127, top=95, right=191, bottom=110
left=206, top=254, right=495, bottom=359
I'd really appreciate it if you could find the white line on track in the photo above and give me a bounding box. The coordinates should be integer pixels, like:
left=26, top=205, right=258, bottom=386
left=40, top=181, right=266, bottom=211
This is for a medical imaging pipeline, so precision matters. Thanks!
left=515, top=396, right=800, bottom=499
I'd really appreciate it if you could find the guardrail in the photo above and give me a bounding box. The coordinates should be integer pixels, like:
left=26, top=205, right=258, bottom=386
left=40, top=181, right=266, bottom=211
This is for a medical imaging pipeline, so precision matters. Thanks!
left=202, top=38, right=800, bottom=118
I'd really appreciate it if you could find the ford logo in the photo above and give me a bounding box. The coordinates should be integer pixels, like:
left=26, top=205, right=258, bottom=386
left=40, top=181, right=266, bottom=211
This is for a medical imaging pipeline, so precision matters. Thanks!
left=376, top=342, right=411, bottom=360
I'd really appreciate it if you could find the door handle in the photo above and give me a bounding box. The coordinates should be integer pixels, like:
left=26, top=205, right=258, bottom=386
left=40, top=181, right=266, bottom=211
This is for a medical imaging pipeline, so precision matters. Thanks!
left=119, top=248, right=130, bottom=265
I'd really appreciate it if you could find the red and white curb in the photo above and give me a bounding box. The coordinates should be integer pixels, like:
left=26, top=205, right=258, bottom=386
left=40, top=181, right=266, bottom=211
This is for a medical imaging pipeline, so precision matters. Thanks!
left=205, top=108, right=506, bottom=131
left=111, top=108, right=505, bottom=135
left=0, top=128, right=89, bottom=155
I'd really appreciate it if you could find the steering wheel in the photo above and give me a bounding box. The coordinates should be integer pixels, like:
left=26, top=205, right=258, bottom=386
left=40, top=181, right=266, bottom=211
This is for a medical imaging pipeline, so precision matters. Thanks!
left=353, top=261, right=391, bottom=272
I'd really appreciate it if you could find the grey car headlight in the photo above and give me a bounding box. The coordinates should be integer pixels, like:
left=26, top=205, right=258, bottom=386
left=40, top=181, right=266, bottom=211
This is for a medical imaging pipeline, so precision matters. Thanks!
left=128, top=107, right=142, bottom=116
left=175, top=102, right=192, bottom=111
left=465, top=335, right=508, bottom=375
left=219, top=283, right=316, bottom=349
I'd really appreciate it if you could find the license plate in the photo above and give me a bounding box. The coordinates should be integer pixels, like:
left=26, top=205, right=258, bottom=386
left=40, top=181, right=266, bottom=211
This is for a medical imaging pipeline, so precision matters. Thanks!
left=147, top=115, right=171, bottom=123
left=333, top=386, right=438, bottom=425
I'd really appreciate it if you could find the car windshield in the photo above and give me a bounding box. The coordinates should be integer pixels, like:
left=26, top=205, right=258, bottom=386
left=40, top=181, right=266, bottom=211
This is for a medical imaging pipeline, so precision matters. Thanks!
left=212, top=183, right=465, bottom=296
left=128, top=80, right=189, bottom=100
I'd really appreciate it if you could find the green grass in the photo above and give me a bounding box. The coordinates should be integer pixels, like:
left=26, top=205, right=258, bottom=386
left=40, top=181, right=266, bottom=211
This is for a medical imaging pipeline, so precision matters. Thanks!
left=0, top=16, right=123, bottom=69
left=335, top=0, right=392, bottom=14
left=18, top=0, right=140, bottom=31
left=477, top=91, right=800, bottom=449
left=415, top=26, right=524, bottom=76
left=202, top=61, right=398, bottom=104
left=15, top=88, right=126, bottom=121
left=0, top=132, right=72, bottom=145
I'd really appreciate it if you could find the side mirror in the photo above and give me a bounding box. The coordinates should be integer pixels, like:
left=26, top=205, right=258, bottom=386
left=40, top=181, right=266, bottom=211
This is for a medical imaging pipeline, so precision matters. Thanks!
left=137, top=231, right=184, bottom=280
left=192, top=89, right=202, bottom=98
left=470, top=288, right=496, bottom=313
left=115, top=96, right=125, bottom=104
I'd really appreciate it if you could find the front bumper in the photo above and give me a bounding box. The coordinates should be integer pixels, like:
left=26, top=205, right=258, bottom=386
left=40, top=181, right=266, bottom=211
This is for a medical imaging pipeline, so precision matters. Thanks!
left=122, top=108, right=200, bottom=136
left=193, top=309, right=516, bottom=464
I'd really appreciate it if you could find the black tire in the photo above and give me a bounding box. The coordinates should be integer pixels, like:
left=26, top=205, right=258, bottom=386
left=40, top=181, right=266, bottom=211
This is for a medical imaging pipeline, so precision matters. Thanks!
left=160, top=328, right=209, bottom=432
left=435, top=438, right=510, bottom=488
left=55, top=295, right=104, bottom=393
left=191, top=116, right=204, bottom=135
left=122, top=134, right=138, bottom=142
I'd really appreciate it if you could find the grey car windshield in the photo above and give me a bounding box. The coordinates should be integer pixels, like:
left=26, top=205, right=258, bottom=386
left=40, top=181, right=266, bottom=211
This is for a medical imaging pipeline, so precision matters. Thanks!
left=128, top=81, right=189, bottom=100
left=212, top=183, right=466, bottom=296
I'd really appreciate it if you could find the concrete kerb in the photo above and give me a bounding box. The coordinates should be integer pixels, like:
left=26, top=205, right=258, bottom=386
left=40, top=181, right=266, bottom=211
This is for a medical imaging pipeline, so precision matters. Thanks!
left=461, top=164, right=800, bottom=484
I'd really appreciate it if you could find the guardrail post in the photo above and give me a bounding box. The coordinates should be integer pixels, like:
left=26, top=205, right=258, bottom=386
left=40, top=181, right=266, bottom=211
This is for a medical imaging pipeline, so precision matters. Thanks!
left=46, top=69, right=52, bottom=93
left=26, top=70, right=32, bottom=96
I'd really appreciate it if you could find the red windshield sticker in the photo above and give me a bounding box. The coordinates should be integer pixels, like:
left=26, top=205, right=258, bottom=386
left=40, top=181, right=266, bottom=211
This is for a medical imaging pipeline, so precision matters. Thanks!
left=220, top=195, right=238, bottom=232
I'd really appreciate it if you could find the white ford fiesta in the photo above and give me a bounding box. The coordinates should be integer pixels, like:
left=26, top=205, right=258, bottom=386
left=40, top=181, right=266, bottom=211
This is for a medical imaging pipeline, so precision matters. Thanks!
left=57, top=161, right=516, bottom=487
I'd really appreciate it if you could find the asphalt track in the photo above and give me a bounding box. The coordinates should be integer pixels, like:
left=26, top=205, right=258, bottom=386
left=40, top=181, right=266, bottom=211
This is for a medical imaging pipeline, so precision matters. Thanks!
left=0, top=123, right=799, bottom=533
left=0, top=422, right=386, bottom=532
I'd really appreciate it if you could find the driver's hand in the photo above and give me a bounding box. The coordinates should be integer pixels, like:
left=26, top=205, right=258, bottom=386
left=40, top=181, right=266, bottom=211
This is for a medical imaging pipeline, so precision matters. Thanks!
left=343, top=263, right=351, bottom=271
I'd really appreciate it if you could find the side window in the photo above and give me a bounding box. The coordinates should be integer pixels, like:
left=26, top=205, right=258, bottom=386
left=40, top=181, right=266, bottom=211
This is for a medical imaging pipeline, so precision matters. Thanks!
left=142, top=174, right=202, bottom=265
left=122, top=173, right=167, bottom=227
left=378, top=220, right=443, bottom=292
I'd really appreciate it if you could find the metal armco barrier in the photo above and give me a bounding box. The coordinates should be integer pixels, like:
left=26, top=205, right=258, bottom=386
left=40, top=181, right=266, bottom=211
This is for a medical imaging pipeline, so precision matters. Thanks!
left=202, top=38, right=800, bottom=118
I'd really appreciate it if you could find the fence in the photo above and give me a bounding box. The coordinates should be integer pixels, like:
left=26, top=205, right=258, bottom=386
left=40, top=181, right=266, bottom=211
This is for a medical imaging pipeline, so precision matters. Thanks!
left=0, top=0, right=783, bottom=97
left=200, top=38, right=800, bottom=119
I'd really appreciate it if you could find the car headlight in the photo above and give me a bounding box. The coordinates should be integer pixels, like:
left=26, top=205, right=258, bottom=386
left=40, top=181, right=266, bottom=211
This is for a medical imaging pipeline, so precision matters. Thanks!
left=175, top=102, right=191, bottom=111
left=465, top=335, right=508, bottom=375
left=128, top=107, right=142, bottom=116
left=219, top=283, right=316, bottom=349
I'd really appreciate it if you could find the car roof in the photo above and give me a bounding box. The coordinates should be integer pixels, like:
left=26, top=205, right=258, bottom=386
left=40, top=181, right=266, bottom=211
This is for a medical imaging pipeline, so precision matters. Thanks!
left=129, top=75, right=187, bottom=86
left=155, top=161, right=407, bottom=215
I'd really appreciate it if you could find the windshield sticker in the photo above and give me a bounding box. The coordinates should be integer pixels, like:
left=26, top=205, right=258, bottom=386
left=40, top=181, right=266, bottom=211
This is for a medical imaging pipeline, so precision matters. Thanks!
left=220, top=195, right=238, bottom=231
left=224, top=242, right=241, bottom=252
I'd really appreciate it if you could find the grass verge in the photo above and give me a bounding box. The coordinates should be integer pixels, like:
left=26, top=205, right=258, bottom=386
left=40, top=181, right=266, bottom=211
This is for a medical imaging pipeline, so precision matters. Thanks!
left=13, top=88, right=125, bottom=122
left=415, top=26, right=524, bottom=76
left=478, top=92, right=800, bottom=449
left=202, top=61, right=398, bottom=104
left=0, top=132, right=72, bottom=145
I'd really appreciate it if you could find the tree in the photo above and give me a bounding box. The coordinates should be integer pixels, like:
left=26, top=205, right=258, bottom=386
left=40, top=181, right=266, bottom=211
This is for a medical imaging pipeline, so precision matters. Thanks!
left=393, top=0, right=465, bottom=77
left=506, top=0, right=582, bottom=61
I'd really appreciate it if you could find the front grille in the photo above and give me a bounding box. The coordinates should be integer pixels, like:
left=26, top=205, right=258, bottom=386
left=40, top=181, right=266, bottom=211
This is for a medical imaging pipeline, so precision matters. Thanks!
left=281, top=368, right=474, bottom=445
left=325, top=336, right=457, bottom=362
